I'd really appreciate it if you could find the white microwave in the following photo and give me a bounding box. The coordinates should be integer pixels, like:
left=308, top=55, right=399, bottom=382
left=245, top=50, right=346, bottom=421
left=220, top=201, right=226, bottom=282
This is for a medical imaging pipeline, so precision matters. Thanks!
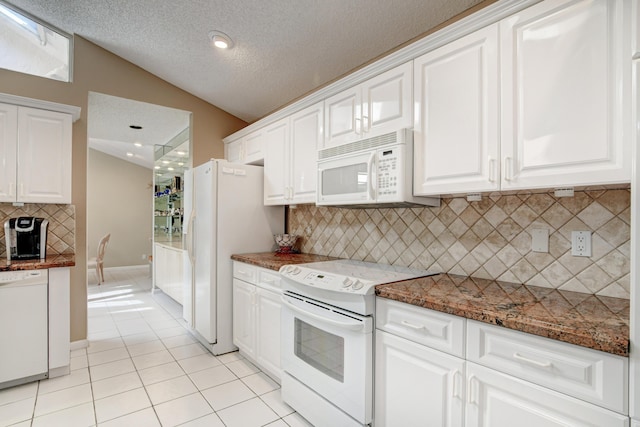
left=316, top=129, right=439, bottom=208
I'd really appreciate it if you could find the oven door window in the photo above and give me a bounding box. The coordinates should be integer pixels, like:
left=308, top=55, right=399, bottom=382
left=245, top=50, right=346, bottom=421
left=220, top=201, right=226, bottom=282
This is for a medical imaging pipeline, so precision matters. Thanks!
left=294, top=318, right=344, bottom=382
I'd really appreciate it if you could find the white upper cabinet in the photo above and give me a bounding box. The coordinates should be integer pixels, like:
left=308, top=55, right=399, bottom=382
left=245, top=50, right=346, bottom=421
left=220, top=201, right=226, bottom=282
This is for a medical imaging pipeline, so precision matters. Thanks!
left=500, top=0, right=630, bottom=190
left=264, top=102, right=322, bottom=205
left=263, top=119, right=289, bottom=205
left=323, top=62, right=412, bottom=149
left=0, top=103, right=18, bottom=202
left=0, top=103, right=72, bottom=204
left=225, top=129, right=265, bottom=165
left=414, top=24, right=500, bottom=196
left=225, top=139, right=243, bottom=163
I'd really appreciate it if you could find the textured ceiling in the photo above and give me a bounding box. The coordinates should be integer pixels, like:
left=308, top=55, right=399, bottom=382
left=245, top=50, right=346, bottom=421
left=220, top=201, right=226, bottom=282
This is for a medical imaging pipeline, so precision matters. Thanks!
left=6, top=0, right=484, bottom=123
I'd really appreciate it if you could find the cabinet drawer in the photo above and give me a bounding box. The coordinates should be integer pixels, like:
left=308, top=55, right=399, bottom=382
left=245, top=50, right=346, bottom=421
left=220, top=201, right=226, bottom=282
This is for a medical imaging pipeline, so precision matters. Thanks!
left=258, top=269, right=281, bottom=291
left=233, top=262, right=258, bottom=284
left=376, top=298, right=465, bottom=358
left=467, top=320, right=628, bottom=414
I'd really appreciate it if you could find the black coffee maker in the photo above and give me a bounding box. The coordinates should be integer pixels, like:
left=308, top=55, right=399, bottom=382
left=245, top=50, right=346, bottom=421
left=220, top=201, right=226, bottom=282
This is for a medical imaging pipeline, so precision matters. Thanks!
left=4, top=217, right=49, bottom=261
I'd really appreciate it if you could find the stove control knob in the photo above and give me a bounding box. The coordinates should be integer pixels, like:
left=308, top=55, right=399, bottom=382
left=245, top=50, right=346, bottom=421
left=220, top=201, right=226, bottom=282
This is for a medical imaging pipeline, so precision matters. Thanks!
left=342, top=278, right=353, bottom=288
left=352, top=280, right=364, bottom=290
left=282, top=266, right=292, bottom=274
left=291, top=266, right=301, bottom=275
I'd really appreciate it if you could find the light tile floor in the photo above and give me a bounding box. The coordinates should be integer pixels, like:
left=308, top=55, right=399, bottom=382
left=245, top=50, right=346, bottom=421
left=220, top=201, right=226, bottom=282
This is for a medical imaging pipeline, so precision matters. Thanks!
left=0, top=266, right=313, bottom=427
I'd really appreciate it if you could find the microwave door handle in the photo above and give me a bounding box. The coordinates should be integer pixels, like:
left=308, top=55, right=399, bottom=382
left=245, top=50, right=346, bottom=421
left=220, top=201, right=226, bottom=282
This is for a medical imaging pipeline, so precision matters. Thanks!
left=281, top=296, right=365, bottom=331
left=368, top=152, right=376, bottom=201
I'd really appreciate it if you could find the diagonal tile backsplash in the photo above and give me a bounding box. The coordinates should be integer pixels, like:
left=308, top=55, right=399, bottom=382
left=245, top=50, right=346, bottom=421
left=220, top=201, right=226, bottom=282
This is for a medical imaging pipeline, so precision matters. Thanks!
left=288, top=188, right=630, bottom=299
left=0, top=203, right=76, bottom=258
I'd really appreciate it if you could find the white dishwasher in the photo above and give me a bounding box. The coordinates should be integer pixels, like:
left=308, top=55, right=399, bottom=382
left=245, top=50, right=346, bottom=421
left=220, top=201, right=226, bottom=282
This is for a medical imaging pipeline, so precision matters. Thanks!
left=0, top=269, right=48, bottom=389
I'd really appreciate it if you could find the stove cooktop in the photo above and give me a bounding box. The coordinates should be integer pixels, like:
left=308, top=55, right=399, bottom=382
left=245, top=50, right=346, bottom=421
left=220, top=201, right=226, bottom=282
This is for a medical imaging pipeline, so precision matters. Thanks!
left=280, top=259, right=436, bottom=296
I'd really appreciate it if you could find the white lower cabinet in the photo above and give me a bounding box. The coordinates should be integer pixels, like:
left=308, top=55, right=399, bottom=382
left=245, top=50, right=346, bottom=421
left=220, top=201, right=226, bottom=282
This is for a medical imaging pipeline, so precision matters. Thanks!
left=375, top=330, right=464, bottom=427
left=256, top=284, right=282, bottom=380
left=374, top=298, right=629, bottom=427
left=465, top=362, right=628, bottom=427
left=153, top=243, right=185, bottom=305
left=232, top=277, right=256, bottom=359
left=232, top=261, right=282, bottom=381
left=48, top=267, right=70, bottom=377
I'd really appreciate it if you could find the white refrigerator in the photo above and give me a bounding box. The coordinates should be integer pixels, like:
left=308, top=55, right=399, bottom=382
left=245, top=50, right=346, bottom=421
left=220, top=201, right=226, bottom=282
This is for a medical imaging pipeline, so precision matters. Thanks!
left=183, top=159, right=283, bottom=355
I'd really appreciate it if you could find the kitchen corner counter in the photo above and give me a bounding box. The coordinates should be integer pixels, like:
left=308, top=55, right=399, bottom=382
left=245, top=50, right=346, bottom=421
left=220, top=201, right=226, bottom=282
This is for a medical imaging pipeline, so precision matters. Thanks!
left=0, top=254, right=76, bottom=271
left=375, top=273, right=629, bottom=356
left=231, top=252, right=339, bottom=271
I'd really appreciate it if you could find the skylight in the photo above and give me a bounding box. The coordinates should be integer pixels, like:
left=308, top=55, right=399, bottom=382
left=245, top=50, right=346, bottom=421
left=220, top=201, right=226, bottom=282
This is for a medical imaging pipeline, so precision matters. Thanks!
left=0, top=1, right=72, bottom=82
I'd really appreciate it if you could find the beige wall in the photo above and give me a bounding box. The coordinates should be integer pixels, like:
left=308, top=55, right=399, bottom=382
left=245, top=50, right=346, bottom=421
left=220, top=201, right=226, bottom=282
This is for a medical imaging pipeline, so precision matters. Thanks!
left=0, top=36, right=247, bottom=341
left=87, top=149, right=153, bottom=269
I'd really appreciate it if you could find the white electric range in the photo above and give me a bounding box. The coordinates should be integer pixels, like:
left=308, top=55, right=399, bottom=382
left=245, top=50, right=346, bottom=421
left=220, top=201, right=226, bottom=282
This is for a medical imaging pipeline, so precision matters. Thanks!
left=279, top=259, right=437, bottom=427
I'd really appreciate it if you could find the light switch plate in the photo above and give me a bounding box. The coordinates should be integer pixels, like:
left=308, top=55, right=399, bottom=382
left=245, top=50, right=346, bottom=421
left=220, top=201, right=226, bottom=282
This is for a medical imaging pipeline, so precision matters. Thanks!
left=571, top=231, right=592, bottom=257
left=531, top=229, right=549, bottom=253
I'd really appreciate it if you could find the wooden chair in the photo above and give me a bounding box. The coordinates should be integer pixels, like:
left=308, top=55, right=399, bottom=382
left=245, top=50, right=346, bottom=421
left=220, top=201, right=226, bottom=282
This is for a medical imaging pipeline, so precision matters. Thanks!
left=88, top=233, right=110, bottom=285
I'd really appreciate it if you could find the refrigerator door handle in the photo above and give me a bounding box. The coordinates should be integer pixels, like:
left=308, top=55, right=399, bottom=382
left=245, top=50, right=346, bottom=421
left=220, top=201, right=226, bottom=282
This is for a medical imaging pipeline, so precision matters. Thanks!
left=187, top=214, right=196, bottom=265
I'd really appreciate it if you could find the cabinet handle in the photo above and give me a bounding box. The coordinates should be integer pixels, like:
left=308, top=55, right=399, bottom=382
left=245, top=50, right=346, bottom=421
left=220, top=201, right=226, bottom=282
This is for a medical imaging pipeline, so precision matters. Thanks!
left=401, top=320, right=426, bottom=331
left=262, top=278, right=275, bottom=284
left=503, top=157, right=512, bottom=181
left=452, top=370, right=463, bottom=399
left=488, top=157, right=496, bottom=183
left=362, top=115, right=369, bottom=133
left=513, top=352, right=552, bottom=368
left=467, top=374, right=479, bottom=405
left=355, top=117, right=361, bottom=135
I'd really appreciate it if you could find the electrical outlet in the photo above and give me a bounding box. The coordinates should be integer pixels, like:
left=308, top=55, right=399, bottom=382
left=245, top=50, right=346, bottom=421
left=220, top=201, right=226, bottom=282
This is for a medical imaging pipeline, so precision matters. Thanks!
left=571, top=231, right=591, bottom=257
left=141, top=253, right=147, bottom=260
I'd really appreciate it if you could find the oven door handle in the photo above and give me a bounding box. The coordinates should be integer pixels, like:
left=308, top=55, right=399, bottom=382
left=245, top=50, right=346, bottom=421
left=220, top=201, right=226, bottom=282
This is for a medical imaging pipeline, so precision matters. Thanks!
left=281, top=296, right=365, bottom=331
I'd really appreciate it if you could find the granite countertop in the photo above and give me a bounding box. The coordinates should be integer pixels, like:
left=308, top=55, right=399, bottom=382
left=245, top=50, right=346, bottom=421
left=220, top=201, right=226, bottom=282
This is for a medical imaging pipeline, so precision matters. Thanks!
left=0, top=253, right=76, bottom=271
left=231, top=252, right=339, bottom=271
left=376, top=273, right=629, bottom=356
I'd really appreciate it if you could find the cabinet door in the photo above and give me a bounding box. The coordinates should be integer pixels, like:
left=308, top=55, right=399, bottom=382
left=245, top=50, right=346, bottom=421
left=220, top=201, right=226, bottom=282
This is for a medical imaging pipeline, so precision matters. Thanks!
left=243, top=129, right=265, bottom=165
left=256, top=287, right=282, bottom=381
left=232, top=278, right=256, bottom=358
left=17, top=107, right=72, bottom=203
left=0, top=103, right=17, bottom=203
left=263, top=119, right=289, bottom=205
left=323, top=86, right=361, bottom=149
left=49, top=267, right=70, bottom=374
left=226, top=139, right=243, bottom=163
left=465, top=363, right=628, bottom=427
left=290, top=102, right=322, bottom=204
left=414, top=25, right=499, bottom=196
left=375, top=330, right=465, bottom=427
left=500, top=0, right=630, bottom=190
left=362, top=61, right=412, bottom=138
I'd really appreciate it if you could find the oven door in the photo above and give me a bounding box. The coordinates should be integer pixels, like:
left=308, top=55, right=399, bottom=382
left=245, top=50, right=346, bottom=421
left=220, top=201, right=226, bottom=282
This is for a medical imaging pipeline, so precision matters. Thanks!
left=281, top=292, right=373, bottom=424
left=317, top=151, right=376, bottom=205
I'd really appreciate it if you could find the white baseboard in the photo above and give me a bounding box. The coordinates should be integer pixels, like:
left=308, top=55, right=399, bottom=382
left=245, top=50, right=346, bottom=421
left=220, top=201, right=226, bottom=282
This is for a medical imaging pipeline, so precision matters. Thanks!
left=48, top=365, right=70, bottom=379
left=70, top=339, right=89, bottom=351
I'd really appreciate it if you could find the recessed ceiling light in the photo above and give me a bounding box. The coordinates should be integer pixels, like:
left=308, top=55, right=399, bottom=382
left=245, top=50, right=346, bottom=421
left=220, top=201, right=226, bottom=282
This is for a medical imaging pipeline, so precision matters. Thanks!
left=167, top=167, right=174, bottom=171
left=209, top=30, right=233, bottom=49
left=178, top=162, right=184, bottom=166
left=129, top=125, right=143, bottom=130
left=162, top=160, right=169, bottom=164
left=126, top=152, right=133, bottom=157
left=134, top=142, right=142, bottom=147
left=154, top=166, right=160, bottom=170
left=176, top=151, right=186, bottom=156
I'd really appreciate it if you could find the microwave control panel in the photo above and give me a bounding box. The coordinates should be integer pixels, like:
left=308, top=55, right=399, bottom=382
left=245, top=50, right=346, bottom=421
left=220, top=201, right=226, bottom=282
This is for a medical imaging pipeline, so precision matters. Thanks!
left=376, top=147, right=404, bottom=198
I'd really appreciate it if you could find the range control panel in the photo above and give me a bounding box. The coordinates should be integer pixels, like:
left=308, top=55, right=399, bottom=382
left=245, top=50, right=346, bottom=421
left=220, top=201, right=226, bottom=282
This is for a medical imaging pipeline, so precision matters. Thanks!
left=376, top=146, right=405, bottom=200
left=279, top=265, right=374, bottom=295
